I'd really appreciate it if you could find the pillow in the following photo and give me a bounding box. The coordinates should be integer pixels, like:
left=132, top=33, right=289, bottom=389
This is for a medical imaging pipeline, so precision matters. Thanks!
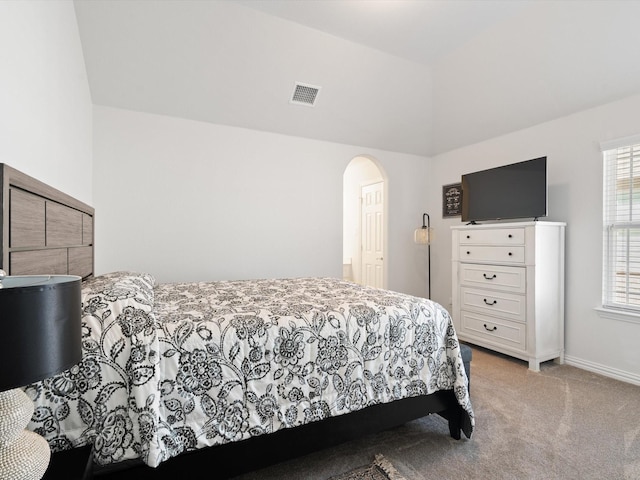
left=29, top=271, right=160, bottom=462
left=81, top=271, right=156, bottom=329
left=82, top=271, right=155, bottom=299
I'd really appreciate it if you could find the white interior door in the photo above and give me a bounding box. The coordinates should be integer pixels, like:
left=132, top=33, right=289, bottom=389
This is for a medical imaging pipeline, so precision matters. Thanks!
left=361, top=182, right=384, bottom=288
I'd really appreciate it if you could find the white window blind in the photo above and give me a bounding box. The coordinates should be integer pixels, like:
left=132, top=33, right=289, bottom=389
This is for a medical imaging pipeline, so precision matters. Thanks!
left=603, top=141, right=640, bottom=311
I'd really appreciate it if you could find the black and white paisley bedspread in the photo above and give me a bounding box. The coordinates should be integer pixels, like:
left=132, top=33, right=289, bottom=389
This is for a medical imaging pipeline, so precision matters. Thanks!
left=24, top=272, right=474, bottom=468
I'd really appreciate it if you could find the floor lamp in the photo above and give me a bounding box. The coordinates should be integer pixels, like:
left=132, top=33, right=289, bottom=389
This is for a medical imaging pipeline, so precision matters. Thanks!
left=414, top=213, right=432, bottom=298
left=0, top=272, right=82, bottom=480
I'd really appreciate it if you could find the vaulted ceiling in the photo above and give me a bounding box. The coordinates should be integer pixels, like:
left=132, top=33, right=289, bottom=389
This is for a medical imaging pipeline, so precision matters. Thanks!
left=73, top=0, right=640, bottom=156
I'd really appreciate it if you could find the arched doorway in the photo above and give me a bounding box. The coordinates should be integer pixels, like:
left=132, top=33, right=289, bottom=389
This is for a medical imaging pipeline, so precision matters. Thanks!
left=343, top=156, right=387, bottom=288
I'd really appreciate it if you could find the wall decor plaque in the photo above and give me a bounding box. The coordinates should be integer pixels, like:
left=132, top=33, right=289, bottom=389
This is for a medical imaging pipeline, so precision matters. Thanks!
left=443, top=183, right=462, bottom=217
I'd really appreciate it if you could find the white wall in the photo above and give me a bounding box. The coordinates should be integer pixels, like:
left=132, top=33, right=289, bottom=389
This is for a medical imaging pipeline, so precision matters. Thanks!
left=431, top=0, right=640, bottom=155
left=429, top=93, right=640, bottom=384
left=93, top=106, right=429, bottom=296
left=0, top=1, right=92, bottom=204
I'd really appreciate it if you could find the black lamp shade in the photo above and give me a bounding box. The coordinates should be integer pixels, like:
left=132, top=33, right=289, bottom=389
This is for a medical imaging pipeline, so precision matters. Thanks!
left=0, top=275, right=82, bottom=391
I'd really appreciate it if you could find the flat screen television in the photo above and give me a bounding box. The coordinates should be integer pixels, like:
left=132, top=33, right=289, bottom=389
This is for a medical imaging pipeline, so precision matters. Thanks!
left=461, top=156, right=547, bottom=223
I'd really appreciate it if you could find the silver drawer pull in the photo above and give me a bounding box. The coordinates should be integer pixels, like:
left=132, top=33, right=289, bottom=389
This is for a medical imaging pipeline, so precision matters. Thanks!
left=483, top=298, right=497, bottom=305
left=483, top=273, right=496, bottom=280
left=484, top=324, right=497, bottom=332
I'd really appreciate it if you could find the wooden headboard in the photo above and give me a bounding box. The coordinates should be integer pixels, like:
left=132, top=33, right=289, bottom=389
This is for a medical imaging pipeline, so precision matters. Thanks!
left=0, top=164, right=94, bottom=278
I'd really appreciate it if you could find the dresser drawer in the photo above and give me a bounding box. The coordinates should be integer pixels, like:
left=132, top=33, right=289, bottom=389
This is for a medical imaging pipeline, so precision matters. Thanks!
left=459, top=263, right=526, bottom=293
left=458, top=227, right=525, bottom=245
left=460, top=286, right=526, bottom=321
left=459, top=245, right=525, bottom=264
left=460, top=310, right=526, bottom=351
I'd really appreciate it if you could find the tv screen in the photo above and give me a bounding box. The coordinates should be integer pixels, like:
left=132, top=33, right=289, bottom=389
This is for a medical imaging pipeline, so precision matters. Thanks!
left=461, top=157, right=547, bottom=223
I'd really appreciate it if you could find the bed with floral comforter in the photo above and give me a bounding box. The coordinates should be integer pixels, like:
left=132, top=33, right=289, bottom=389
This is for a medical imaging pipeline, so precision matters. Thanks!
left=25, top=271, right=474, bottom=470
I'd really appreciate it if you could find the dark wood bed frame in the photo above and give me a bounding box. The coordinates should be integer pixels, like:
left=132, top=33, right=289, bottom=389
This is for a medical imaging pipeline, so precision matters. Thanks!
left=0, top=164, right=472, bottom=479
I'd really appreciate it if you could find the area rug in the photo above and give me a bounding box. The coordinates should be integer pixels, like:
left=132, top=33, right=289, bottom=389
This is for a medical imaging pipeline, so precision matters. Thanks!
left=326, top=454, right=407, bottom=480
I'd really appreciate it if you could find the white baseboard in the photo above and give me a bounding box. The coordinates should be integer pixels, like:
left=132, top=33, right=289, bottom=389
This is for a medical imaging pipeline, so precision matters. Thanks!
left=564, top=354, right=640, bottom=386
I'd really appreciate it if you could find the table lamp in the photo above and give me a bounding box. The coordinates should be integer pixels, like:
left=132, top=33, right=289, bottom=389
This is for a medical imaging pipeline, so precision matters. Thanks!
left=0, top=272, right=82, bottom=480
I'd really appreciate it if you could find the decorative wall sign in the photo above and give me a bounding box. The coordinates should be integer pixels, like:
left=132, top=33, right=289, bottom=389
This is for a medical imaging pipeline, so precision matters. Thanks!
left=443, top=183, right=462, bottom=217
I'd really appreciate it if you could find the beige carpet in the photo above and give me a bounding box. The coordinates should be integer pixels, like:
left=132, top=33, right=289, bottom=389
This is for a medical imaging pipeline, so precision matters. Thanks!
left=231, top=346, right=640, bottom=480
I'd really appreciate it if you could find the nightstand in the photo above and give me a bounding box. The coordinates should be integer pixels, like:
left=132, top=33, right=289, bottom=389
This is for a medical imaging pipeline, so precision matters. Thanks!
left=43, top=444, right=93, bottom=480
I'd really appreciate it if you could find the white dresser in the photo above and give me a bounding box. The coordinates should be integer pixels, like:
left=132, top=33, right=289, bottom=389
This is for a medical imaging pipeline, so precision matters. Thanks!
left=451, top=221, right=565, bottom=371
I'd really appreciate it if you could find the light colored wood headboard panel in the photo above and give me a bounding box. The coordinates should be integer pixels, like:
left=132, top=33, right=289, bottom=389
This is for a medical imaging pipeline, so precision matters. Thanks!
left=0, top=164, right=95, bottom=278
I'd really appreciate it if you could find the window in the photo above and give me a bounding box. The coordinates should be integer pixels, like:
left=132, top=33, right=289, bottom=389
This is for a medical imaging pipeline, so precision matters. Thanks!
left=602, top=137, right=640, bottom=312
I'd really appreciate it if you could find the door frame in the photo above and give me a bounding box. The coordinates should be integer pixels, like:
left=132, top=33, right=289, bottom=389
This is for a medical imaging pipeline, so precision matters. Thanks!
left=343, top=155, right=388, bottom=289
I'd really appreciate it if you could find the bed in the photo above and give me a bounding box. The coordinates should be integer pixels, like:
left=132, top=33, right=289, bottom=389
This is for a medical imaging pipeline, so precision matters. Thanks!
left=0, top=164, right=474, bottom=478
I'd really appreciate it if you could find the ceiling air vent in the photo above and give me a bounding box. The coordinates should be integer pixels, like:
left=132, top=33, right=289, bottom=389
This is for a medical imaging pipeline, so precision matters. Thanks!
left=290, top=82, right=321, bottom=107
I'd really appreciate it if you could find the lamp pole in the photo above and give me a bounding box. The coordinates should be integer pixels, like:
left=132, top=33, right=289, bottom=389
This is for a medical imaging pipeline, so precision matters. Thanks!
left=423, top=213, right=431, bottom=299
